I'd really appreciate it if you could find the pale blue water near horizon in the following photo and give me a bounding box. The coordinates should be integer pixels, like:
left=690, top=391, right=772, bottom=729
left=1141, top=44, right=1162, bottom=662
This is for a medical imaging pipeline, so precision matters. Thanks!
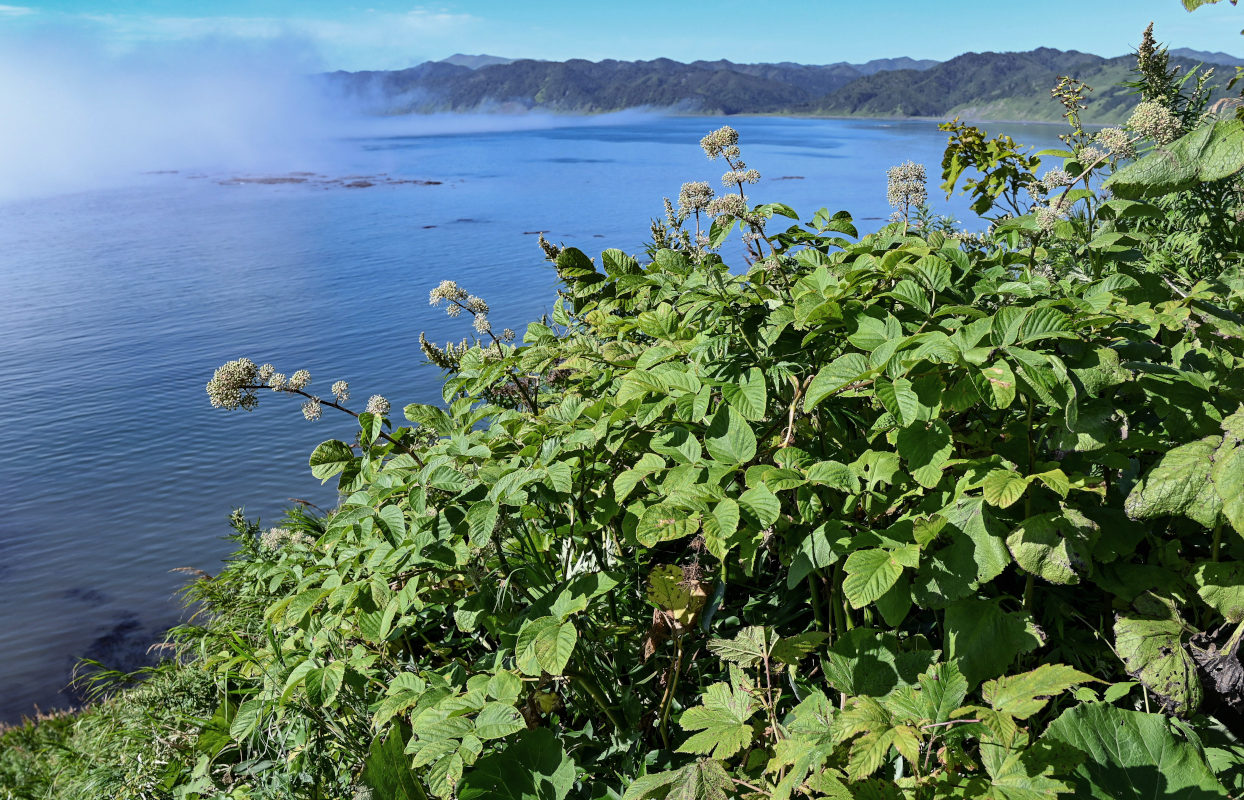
left=0, top=114, right=1064, bottom=721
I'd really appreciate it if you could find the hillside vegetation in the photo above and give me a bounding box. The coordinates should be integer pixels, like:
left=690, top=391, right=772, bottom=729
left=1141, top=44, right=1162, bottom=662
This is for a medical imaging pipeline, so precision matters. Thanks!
left=326, top=44, right=1240, bottom=121
left=4, top=20, right=1244, bottom=800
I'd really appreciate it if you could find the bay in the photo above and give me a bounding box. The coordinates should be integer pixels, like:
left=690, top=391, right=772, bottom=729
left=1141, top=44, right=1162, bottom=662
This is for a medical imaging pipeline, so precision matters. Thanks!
left=0, top=114, right=1062, bottom=720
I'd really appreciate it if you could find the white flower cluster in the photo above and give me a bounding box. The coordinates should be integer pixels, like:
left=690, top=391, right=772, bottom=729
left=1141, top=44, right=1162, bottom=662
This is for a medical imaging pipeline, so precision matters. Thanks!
left=886, top=161, right=928, bottom=211
left=1077, top=146, right=1106, bottom=166
left=206, top=358, right=259, bottom=410
left=678, top=181, right=714, bottom=214
left=1035, top=205, right=1065, bottom=233
left=429, top=280, right=469, bottom=309
left=331, top=380, right=349, bottom=403
left=365, top=395, right=391, bottom=416
left=260, top=526, right=314, bottom=552
left=699, top=125, right=739, bottom=159
left=1128, top=101, right=1182, bottom=145
left=301, top=398, right=322, bottom=421
left=722, top=169, right=761, bottom=188
left=706, top=194, right=749, bottom=219
left=288, top=370, right=311, bottom=391
left=1095, top=127, right=1135, bottom=159
left=1040, top=169, right=1073, bottom=191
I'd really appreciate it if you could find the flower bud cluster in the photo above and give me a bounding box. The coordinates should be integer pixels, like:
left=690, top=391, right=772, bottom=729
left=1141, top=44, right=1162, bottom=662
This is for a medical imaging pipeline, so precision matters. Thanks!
left=1095, top=127, right=1135, bottom=159
left=365, top=395, right=390, bottom=416
left=1035, top=205, right=1065, bottom=233
left=1076, top=146, right=1106, bottom=166
left=721, top=169, right=761, bottom=188
left=301, top=398, right=322, bottom=421
left=288, top=370, right=311, bottom=391
left=1127, top=101, right=1182, bottom=145
left=206, top=358, right=259, bottom=410
left=886, top=161, right=928, bottom=211
left=678, top=181, right=714, bottom=214
left=706, top=194, right=750, bottom=219
left=1040, top=169, right=1072, bottom=191
left=699, top=125, right=739, bottom=160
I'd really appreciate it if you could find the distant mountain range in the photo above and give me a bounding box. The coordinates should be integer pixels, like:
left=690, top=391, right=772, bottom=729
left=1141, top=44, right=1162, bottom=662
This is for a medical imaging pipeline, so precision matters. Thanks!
left=325, top=47, right=1243, bottom=123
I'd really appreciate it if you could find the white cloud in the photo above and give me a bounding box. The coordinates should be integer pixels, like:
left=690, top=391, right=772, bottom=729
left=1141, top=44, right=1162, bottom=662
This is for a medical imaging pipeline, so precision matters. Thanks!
left=74, top=7, right=477, bottom=69
left=0, top=5, right=35, bottom=16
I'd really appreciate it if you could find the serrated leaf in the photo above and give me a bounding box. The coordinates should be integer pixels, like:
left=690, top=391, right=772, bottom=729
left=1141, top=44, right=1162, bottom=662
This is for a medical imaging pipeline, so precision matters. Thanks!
left=515, top=617, right=577, bottom=677
left=704, top=403, right=757, bottom=465
left=722, top=367, right=768, bottom=421
left=843, top=548, right=906, bottom=609
left=473, top=702, right=526, bottom=740
left=983, top=663, right=1097, bottom=718
left=981, top=469, right=1029, bottom=509
left=1043, top=703, right=1228, bottom=799
left=896, top=420, right=953, bottom=489
left=309, top=439, right=355, bottom=483
left=1125, top=436, right=1223, bottom=528
left=1194, top=561, right=1244, bottom=623
left=875, top=377, right=920, bottom=426
left=1007, top=511, right=1098, bottom=585
left=805, top=353, right=871, bottom=411
left=945, top=598, right=1042, bottom=685
left=1114, top=597, right=1202, bottom=717
left=677, top=681, right=758, bottom=759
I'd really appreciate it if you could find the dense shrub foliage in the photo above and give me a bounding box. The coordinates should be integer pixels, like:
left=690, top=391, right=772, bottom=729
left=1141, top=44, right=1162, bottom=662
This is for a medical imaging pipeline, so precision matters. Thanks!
left=5, top=22, right=1244, bottom=800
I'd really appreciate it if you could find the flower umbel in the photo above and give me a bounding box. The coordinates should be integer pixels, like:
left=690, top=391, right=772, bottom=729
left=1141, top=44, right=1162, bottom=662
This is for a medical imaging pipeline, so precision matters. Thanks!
left=677, top=181, right=714, bottom=214
left=699, top=126, right=739, bottom=160
left=886, top=161, right=927, bottom=223
left=365, top=395, right=391, bottom=416
left=1127, top=101, right=1182, bottom=145
left=206, top=358, right=259, bottom=410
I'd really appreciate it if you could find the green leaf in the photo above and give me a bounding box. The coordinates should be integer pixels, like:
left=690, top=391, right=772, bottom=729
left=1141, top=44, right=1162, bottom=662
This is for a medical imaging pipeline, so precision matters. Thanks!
left=983, top=664, right=1097, bottom=718
left=304, top=660, right=346, bottom=707
left=474, top=702, right=526, bottom=740
left=722, top=367, right=768, bottom=421
left=458, top=728, right=575, bottom=800
left=896, top=420, right=953, bottom=489
left=1194, top=561, right=1244, bottom=623
left=944, top=598, right=1042, bottom=685
left=980, top=360, right=1017, bottom=409
left=843, top=548, right=906, bottom=609
left=738, top=484, right=781, bottom=529
left=515, top=617, right=577, bottom=677
left=1007, top=511, right=1097, bottom=585
left=623, top=760, right=733, bottom=800
left=875, top=377, right=920, bottom=426
left=804, top=353, right=871, bottom=411
left=466, top=501, right=499, bottom=547
left=981, top=469, right=1029, bottom=509
left=309, top=439, right=355, bottom=483
left=1114, top=596, right=1202, bottom=717
left=229, top=698, right=263, bottom=741
left=703, top=403, right=756, bottom=465
left=1125, top=436, right=1223, bottom=528
left=1043, top=703, right=1228, bottom=799
left=362, top=728, right=426, bottom=800
left=1106, top=119, right=1244, bottom=199
left=637, top=502, right=701, bottom=547
left=824, top=628, right=936, bottom=696
left=677, top=681, right=758, bottom=760
left=707, top=626, right=769, bottom=667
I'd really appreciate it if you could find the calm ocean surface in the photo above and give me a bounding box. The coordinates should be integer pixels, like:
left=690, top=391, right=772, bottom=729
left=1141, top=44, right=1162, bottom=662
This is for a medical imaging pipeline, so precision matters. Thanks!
left=0, top=114, right=1062, bottom=720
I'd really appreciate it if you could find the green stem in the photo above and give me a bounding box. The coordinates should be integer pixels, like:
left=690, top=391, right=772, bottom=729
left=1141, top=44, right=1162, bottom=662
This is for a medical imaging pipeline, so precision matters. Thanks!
left=1213, top=521, right=1224, bottom=562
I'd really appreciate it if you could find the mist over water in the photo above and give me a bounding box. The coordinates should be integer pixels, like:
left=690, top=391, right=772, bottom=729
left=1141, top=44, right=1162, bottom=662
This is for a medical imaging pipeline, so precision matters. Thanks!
left=0, top=27, right=664, bottom=201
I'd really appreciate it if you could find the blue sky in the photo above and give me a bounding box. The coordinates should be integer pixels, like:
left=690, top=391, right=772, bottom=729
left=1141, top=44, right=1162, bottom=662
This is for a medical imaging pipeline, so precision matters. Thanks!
left=1, top=1, right=1240, bottom=70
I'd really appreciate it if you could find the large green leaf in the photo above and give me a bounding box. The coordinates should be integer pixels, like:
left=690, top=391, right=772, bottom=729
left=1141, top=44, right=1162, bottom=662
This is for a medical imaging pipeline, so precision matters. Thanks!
left=944, top=598, right=1042, bottom=685
left=843, top=548, right=906, bottom=609
left=515, top=617, right=577, bottom=676
left=677, top=681, right=758, bottom=759
left=458, top=728, right=575, bottom=800
left=704, top=404, right=757, bottom=465
left=722, top=367, right=768, bottom=421
left=982, top=663, right=1096, bottom=718
left=1125, top=436, right=1223, bottom=528
left=1114, top=595, right=1203, bottom=717
left=1195, top=561, right=1244, bottom=623
left=824, top=628, right=936, bottom=696
left=362, top=727, right=425, bottom=800
left=1106, top=119, right=1244, bottom=200
left=1006, top=511, right=1098, bottom=585
left=1043, top=703, right=1228, bottom=799
left=309, top=439, right=356, bottom=483
left=896, top=420, right=953, bottom=489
